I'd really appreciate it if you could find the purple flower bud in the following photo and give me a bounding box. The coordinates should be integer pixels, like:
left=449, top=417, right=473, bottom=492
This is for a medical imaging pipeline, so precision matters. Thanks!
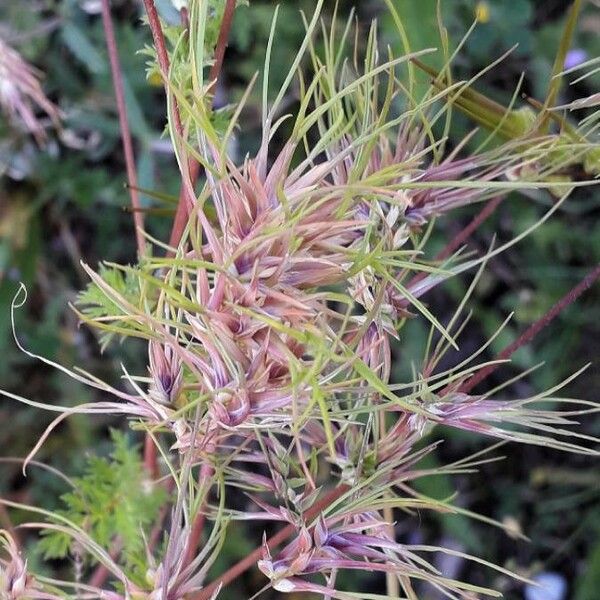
left=314, top=515, right=329, bottom=547
left=148, top=341, right=183, bottom=405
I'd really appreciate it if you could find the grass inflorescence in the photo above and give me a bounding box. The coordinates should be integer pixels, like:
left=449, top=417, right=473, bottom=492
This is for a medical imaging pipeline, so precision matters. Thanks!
left=1, top=1, right=599, bottom=599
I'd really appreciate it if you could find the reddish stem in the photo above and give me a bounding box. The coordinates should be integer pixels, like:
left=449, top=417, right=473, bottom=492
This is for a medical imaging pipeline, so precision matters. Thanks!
left=148, top=477, right=176, bottom=552
left=144, top=433, right=159, bottom=479
left=140, top=0, right=195, bottom=475
left=168, top=0, right=237, bottom=251
left=168, top=160, right=200, bottom=251
left=191, top=485, right=350, bottom=600
left=89, top=540, right=122, bottom=589
left=100, top=0, right=145, bottom=256
left=208, top=0, right=236, bottom=94
left=89, top=563, right=110, bottom=589
left=142, top=0, right=187, bottom=143
left=459, top=262, right=600, bottom=394
left=437, top=196, right=504, bottom=261
left=405, top=196, right=504, bottom=297
left=101, top=0, right=158, bottom=477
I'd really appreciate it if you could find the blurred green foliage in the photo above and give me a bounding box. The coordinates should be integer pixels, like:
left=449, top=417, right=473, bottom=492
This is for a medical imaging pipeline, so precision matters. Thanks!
left=38, top=430, right=167, bottom=584
left=1, top=1, right=599, bottom=598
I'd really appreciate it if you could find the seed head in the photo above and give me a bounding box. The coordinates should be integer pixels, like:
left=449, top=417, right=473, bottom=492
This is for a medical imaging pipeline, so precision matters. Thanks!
left=0, top=37, right=60, bottom=145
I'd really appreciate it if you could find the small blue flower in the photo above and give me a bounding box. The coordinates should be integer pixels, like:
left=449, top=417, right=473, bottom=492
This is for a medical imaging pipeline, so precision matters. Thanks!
left=564, top=48, right=587, bottom=70
left=525, top=572, right=567, bottom=600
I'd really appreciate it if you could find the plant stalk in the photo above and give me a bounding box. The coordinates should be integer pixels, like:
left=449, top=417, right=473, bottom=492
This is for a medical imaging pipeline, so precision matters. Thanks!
left=168, top=0, right=237, bottom=251
left=460, top=261, right=600, bottom=393
left=100, top=0, right=145, bottom=256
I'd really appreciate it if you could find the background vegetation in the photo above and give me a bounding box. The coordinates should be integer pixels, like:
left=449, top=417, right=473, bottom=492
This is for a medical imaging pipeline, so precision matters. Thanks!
left=1, top=1, right=599, bottom=598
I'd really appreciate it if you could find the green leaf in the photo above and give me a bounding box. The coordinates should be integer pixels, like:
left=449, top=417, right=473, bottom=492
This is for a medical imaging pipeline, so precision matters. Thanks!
left=76, top=265, right=148, bottom=348
left=575, top=536, right=600, bottom=600
left=38, top=430, right=167, bottom=579
left=61, top=23, right=106, bottom=75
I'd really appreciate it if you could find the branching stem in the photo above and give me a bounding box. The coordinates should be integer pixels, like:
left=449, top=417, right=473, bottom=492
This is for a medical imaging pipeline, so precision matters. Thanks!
left=404, top=196, right=504, bottom=298
left=459, top=262, right=600, bottom=394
